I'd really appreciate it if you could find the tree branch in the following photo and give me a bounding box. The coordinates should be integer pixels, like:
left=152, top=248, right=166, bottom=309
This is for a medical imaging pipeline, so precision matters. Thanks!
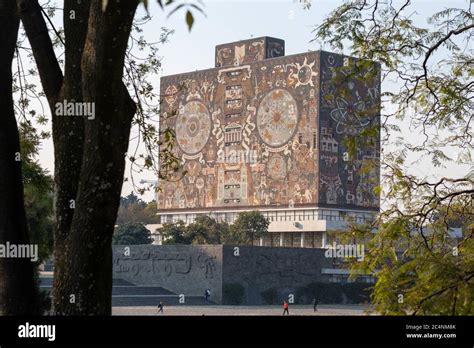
left=17, top=0, right=62, bottom=107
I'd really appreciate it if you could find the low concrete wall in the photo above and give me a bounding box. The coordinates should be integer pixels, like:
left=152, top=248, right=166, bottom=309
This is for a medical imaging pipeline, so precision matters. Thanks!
left=112, top=245, right=333, bottom=305
left=112, top=245, right=223, bottom=303
left=222, top=245, right=332, bottom=304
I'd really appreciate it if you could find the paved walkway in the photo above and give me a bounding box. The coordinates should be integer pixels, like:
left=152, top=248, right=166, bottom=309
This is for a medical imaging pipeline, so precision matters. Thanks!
left=113, top=304, right=373, bottom=316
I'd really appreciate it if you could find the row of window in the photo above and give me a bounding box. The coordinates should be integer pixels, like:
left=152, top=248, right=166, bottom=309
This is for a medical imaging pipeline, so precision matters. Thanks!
left=159, top=209, right=374, bottom=224
left=329, top=276, right=376, bottom=284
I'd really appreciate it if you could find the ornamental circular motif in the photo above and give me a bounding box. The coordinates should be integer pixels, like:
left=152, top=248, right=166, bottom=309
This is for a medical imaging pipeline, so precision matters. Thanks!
left=175, top=101, right=211, bottom=155
left=257, top=89, right=298, bottom=147
left=298, top=66, right=313, bottom=85
left=165, top=85, right=178, bottom=106
left=267, top=154, right=287, bottom=180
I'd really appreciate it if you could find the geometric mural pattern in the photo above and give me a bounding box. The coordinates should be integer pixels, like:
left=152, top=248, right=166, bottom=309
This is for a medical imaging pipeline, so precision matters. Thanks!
left=159, top=41, right=380, bottom=212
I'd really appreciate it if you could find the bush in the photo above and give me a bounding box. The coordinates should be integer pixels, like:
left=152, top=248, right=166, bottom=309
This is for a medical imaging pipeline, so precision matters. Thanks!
left=260, top=287, right=279, bottom=305
left=112, top=223, right=153, bottom=245
left=223, top=283, right=245, bottom=305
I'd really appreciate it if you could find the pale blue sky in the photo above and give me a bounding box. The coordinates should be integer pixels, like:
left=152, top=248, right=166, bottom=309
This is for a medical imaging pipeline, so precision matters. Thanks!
left=34, top=0, right=472, bottom=202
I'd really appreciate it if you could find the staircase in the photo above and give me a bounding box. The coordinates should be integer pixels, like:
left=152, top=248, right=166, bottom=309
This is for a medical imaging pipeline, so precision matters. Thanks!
left=39, top=274, right=214, bottom=306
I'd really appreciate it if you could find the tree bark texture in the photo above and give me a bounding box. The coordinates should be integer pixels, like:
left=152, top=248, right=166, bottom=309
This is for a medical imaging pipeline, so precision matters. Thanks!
left=17, top=0, right=139, bottom=314
left=0, top=0, right=39, bottom=315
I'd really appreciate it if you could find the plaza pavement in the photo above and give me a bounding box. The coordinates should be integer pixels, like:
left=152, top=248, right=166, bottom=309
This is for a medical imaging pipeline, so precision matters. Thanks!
left=112, top=304, right=374, bottom=316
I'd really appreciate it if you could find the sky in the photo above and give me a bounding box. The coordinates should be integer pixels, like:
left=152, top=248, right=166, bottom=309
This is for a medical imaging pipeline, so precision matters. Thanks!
left=33, top=0, right=472, bottom=202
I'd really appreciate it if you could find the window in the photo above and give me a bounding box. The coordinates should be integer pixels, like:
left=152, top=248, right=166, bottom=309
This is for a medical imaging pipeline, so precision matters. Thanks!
left=268, top=212, right=276, bottom=222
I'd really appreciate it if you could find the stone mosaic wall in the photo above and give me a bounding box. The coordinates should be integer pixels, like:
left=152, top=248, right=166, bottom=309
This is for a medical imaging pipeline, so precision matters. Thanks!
left=158, top=42, right=380, bottom=213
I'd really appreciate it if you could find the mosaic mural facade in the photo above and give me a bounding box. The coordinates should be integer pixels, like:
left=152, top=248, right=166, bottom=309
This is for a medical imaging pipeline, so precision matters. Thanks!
left=215, top=36, right=285, bottom=68
left=159, top=38, right=380, bottom=213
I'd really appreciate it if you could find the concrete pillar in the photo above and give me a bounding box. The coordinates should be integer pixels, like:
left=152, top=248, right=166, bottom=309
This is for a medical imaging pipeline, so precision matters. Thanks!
left=259, top=237, right=263, bottom=246
left=280, top=232, right=284, bottom=247
left=300, top=232, right=305, bottom=248
left=322, top=232, right=327, bottom=248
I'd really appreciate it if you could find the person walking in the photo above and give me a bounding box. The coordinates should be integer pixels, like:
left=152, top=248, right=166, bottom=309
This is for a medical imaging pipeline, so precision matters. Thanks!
left=157, top=301, right=164, bottom=315
left=204, top=289, right=211, bottom=302
left=312, top=297, right=318, bottom=312
left=282, top=300, right=289, bottom=315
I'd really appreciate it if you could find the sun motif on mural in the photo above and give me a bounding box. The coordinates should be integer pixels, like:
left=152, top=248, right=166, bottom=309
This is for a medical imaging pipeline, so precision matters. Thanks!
left=294, top=57, right=318, bottom=88
left=175, top=100, right=212, bottom=155
left=257, top=89, right=298, bottom=147
left=330, top=97, right=369, bottom=134
left=165, top=85, right=178, bottom=106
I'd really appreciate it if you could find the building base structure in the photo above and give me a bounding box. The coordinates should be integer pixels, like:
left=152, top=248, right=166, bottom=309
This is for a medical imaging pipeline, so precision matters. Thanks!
left=113, top=244, right=374, bottom=305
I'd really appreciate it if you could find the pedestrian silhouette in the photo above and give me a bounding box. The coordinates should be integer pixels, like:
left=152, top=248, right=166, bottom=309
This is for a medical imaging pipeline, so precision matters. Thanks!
left=204, top=288, right=211, bottom=302
left=157, top=301, right=164, bottom=315
left=282, top=300, right=289, bottom=315
left=312, top=297, right=318, bottom=312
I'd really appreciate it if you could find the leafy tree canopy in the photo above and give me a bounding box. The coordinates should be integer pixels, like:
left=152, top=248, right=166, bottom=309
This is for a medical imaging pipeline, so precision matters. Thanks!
left=116, top=192, right=160, bottom=225
left=112, top=223, right=153, bottom=245
left=158, top=211, right=268, bottom=246
left=313, top=0, right=474, bottom=315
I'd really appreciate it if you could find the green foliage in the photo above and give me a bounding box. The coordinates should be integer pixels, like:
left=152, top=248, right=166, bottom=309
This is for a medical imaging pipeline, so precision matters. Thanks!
left=159, top=216, right=231, bottom=245
left=159, top=221, right=191, bottom=245
left=341, top=207, right=474, bottom=315
left=20, top=122, right=54, bottom=263
left=223, top=283, right=245, bottom=305
left=158, top=212, right=268, bottom=246
left=116, top=192, right=160, bottom=225
left=112, top=223, right=153, bottom=245
left=313, top=0, right=474, bottom=315
left=187, top=215, right=228, bottom=245
left=228, top=211, right=269, bottom=245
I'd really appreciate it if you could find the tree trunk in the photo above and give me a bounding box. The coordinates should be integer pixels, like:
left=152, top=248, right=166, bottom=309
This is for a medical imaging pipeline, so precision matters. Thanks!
left=52, top=0, right=139, bottom=315
left=0, top=0, right=38, bottom=315
left=18, top=0, right=139, bottom=315
left=50, top=0, right=88, bottom=314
